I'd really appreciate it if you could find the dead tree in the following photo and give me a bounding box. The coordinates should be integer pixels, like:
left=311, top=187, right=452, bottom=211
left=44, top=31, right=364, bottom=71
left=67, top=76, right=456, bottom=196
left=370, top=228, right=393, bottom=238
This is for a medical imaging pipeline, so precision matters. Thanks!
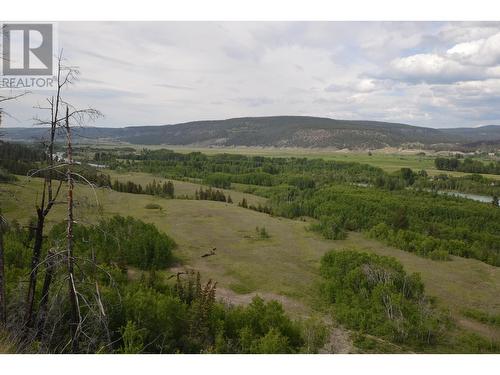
left=23, top=54, right=67, bottom=331
left=64, top=106, right=80, bottom=352
left=24, top=52, right=101, bottom=341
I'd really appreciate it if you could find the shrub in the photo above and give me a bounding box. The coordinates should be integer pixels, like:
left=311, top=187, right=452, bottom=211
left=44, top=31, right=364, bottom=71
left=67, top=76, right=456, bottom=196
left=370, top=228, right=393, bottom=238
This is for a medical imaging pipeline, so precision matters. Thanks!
left=144, top=203, right=162, bottom=210
left=49, top=215, right=176, bottom=270
left=319, top=250, right=447, bottom=347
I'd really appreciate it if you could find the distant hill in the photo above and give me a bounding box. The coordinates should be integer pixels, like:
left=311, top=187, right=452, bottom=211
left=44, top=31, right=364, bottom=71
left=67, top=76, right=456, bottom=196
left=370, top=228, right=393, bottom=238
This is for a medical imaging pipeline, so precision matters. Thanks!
left=3, top=116, right=500, bottom=150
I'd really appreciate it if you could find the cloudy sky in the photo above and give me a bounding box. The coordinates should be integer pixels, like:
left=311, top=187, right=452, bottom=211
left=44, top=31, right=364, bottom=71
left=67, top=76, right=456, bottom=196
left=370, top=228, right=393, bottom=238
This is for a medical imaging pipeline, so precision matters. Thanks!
left=3, top=21, right=500, bottom=128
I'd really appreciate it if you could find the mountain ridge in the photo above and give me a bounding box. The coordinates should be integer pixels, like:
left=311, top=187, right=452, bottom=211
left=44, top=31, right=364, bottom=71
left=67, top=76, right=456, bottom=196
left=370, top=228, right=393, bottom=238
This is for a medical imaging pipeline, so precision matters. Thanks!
left=3, top=116, right=500, bottom=150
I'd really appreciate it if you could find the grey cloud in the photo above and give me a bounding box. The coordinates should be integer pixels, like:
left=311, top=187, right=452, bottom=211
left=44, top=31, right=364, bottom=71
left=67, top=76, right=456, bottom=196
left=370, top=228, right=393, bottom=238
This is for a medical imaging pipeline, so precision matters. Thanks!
left=154, top=83, right=195, bottom=90
left=3, top=21, right=500, bottom=129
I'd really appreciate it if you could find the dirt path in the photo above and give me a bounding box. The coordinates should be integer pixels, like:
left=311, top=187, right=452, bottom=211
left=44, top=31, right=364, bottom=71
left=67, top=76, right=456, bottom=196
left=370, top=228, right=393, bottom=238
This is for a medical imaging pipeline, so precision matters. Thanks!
left=214, top=286, right=355, bottom=354
left=320, top=326, right=354, bottom=354
left=457, top=317, right=500, bottom=342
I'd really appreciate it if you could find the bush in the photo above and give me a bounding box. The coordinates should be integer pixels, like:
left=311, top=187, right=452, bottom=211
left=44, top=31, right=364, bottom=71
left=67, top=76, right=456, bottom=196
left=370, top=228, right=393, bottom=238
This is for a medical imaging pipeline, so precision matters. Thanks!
left=310, top=216, right=347, bottom=240
left=49, top=215, right=176, bottom=270
left=204, top=173, right=232, bottom=189
left=429, top=249, right=451, bottom=261
left=319, top=250, right=447, bottom=347
left=144, top=203, right=162, bottom=210
left=256, top=226, right=270, bottom=239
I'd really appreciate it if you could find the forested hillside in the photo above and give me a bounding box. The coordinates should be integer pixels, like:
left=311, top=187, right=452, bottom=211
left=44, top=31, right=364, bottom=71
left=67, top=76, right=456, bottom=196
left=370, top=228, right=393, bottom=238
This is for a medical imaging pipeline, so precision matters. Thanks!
left=4, top=116, right=500, bottom=150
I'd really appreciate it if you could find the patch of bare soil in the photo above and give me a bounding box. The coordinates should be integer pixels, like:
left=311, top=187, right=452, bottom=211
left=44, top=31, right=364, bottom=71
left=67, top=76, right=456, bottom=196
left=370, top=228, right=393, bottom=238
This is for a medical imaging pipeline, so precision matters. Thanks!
left=216, top=287, right=303, bottom=312
left=216, top=286, right=355, bottom=354
left=320, top=326, right=354, bottom=354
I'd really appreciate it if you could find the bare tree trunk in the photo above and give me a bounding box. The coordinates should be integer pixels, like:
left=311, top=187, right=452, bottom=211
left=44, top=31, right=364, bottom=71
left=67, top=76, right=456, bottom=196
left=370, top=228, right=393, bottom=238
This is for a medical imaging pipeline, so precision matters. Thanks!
left=0, top=218, right=6, bottom=326
left=37, top=250, right=55, bottom=336
left=65, top=106, right=79, bottom=353
left=24, top=208, right=45, bottom=330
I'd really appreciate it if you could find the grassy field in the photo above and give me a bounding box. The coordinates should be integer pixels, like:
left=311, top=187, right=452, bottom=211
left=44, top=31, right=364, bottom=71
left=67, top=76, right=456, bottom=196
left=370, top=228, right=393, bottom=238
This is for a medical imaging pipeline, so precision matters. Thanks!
left=108, top=170, right=267, bottom=207
left=1, top=175, right=499, bottom=344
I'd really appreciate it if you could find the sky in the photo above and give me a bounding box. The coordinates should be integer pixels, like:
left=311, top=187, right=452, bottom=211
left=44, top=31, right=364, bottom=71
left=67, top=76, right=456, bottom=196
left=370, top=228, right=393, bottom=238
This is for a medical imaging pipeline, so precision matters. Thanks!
left=3, top=21, right=500, bottom=128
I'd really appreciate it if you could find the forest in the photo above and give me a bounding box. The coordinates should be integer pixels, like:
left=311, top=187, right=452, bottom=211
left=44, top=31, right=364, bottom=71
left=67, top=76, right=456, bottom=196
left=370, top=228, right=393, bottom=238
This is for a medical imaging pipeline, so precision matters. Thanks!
left=435, top=157, right=500, bottom=175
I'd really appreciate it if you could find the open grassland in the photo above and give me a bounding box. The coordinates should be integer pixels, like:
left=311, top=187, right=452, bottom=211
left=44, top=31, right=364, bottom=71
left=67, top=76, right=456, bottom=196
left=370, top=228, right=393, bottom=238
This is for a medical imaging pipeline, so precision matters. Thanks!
left=1, top=176, right=499, bottom=342
left=107, top=170, right=267, bottom=206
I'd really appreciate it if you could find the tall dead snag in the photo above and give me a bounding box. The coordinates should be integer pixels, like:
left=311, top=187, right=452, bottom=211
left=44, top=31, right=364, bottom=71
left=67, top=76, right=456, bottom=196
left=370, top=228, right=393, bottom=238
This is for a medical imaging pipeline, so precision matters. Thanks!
left=25, top=53, right=101, bottom=340
left=23, top=56, right=66, bottom=331
left=64, top=106, right=80, bottom=352
left=36, top=250, right=55, bottom=335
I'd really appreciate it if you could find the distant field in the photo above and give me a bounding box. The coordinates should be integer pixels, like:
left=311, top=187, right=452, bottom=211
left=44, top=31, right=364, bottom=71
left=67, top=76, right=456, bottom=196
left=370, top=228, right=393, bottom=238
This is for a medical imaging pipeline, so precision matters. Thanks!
left=1, top=175, right=499, bottom=343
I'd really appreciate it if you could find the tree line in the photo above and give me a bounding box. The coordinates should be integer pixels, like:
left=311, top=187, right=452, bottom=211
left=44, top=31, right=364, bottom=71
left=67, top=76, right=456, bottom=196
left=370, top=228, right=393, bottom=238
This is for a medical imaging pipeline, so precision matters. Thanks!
left=435, top=157, right=500, bottom=175
left=111, top=179, right=174, bottom=198
left=195, top=187, right=232, bottom=203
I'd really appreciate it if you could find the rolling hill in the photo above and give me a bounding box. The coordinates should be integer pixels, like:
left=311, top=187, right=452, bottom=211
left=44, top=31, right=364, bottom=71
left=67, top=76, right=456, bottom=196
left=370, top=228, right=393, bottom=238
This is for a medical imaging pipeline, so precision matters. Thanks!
left=3, top=116, right=500, bottom=150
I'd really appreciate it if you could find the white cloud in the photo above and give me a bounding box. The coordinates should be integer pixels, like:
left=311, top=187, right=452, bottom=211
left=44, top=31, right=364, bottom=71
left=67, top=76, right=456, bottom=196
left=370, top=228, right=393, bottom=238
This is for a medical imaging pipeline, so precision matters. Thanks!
left=3, top=21, right=500, bottom=129
left=390, top=53, right=469, bottom=82
left=446, top=32, right=500, bottom=66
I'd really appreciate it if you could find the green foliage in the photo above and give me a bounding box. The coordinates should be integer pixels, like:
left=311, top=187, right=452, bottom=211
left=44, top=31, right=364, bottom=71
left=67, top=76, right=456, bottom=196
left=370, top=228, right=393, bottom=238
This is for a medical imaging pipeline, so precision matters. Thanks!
left=112, top=178, right=174, bottom=198
left=0, top=213, right=384, bottom=354
left=319, top=250, right=447, bottom=347
left=216, top=296, right=304, bottom=354
left=439, top=332, right=500, bottom=353
left=414, top=173, right=500, bottom=196
left=195, top=187, right=227, bottom=202
left=278, top=184, right=500, bottom=266
left=0, top=140, right=44, bottom=176
left=114, top=273, right=309, bottom=354
left=255, top=226, right=270, bottom=239
left=0, top=168, right=16, bottom=183
left=118, top=321, right=146, bottom=354
left=299, top=317, right=329, bottom=353
left=144, top=203, right=162, bottom=210
left=239, top=198, right=248, bottom=208
left=116, top=149, right=387, bottom=188
left=462, top=309, right=500, bottom=328
left=204, top=173, right=232, bottom=189
left=309, top=217, right=348, bottom=240
left=399, top=168, right=416, bottom=185
left=48, top=216, right=176, bottom=270
left=435, top=157, right=500, bottom=175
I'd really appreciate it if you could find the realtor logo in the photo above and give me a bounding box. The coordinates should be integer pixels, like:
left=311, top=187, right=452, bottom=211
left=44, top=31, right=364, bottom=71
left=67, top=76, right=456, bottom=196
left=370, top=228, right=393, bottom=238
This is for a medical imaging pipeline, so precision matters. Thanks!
left=2, top=23, right=54, bottom=76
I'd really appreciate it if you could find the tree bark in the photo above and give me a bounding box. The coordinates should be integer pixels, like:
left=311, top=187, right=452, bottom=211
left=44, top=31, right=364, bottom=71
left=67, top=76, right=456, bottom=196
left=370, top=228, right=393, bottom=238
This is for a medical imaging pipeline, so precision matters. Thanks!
left=65, top=106, right=79, bottom=353
left=24, top=209, right=45, bottom=330
left=37, top=250, right=55, bottom=336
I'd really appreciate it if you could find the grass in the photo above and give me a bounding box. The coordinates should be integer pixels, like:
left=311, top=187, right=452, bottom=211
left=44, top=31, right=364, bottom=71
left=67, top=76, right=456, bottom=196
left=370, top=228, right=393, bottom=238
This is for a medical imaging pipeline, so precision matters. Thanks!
left=107, top=170, right=267, bottom=207
left=462, top=308, right=500, bottom=328
left=1, top=175, right=500, bottom=344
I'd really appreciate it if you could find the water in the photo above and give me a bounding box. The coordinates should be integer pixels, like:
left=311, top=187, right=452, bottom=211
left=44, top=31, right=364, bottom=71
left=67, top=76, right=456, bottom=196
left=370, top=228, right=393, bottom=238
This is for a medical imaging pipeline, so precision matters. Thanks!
left=437, top=190, right=495, bottom=204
